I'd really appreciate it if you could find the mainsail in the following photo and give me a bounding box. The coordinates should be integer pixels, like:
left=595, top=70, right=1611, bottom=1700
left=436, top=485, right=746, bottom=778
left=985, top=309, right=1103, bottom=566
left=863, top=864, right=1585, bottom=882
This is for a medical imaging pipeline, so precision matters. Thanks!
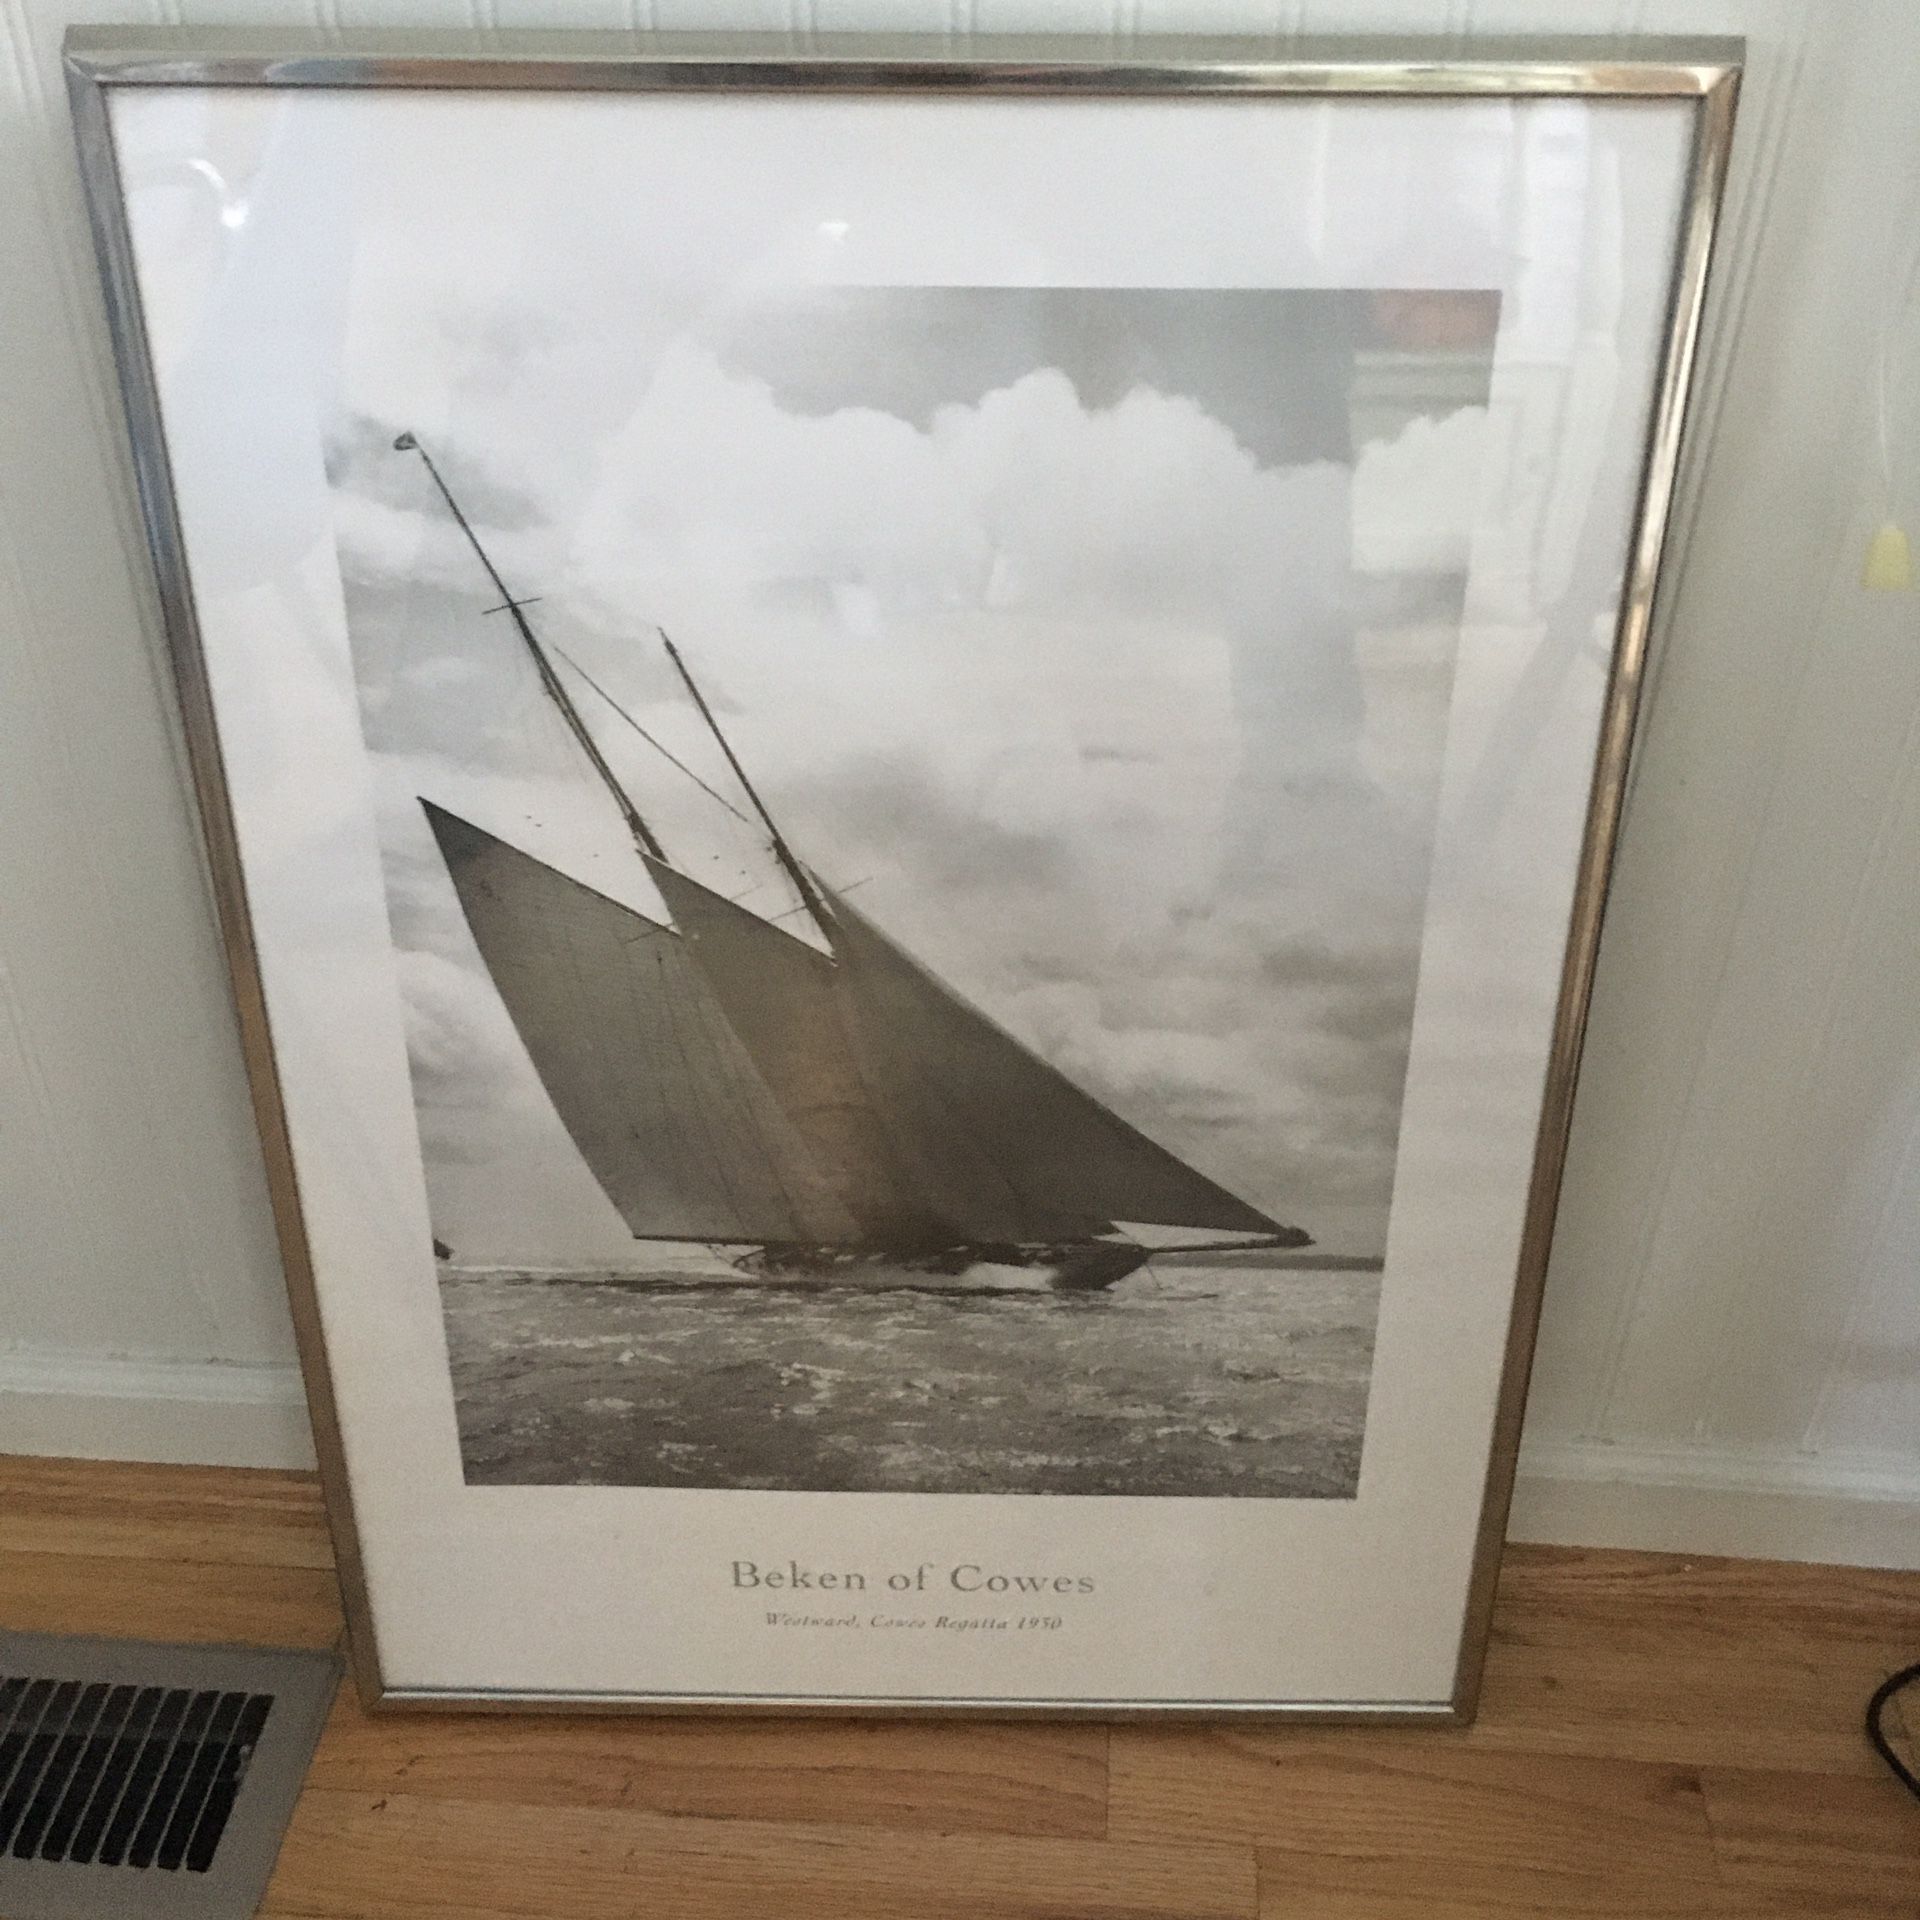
left=816, top=884, right=1285, bottom=1238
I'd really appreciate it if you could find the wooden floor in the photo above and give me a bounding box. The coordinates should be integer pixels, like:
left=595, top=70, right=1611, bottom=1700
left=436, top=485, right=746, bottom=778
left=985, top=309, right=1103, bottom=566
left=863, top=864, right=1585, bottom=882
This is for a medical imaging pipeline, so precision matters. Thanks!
left=2, top=1458, right=1915, bottom=1918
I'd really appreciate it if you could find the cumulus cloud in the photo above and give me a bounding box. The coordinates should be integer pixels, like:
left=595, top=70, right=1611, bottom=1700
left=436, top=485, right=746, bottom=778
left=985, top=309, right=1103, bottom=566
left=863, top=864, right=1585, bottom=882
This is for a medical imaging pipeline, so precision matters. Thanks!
left=330, top=286, right=1491, bottom=1262
left=1352, top=405, right=1492, bottom=575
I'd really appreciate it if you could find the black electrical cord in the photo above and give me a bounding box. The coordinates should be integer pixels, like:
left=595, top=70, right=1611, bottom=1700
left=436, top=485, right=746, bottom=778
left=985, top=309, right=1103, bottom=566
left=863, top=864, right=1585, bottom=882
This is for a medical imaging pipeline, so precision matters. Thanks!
left=1865, top=1660, right=1920, bottom=1801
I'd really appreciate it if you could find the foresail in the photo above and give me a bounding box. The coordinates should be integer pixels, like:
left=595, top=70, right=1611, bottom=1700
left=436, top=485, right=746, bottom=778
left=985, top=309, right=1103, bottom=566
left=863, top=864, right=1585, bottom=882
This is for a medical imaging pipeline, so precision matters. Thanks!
left=819, top=885, right=1299, bottom=1240
left=423, top=801, right=855, bottom=1245
left=644, top=859, right=969, bottom=1249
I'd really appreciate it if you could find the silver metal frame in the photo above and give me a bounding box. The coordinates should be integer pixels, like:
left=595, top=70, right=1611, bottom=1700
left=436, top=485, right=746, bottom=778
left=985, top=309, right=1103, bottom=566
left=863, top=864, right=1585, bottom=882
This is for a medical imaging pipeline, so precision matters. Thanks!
left=62, top=26, right=1742, bottom=1722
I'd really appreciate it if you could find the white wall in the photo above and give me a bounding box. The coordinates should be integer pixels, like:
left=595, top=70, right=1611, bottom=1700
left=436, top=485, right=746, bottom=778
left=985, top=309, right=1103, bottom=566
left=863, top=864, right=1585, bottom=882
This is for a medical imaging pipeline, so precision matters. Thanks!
left=3, top=0, right=1915, bottom=1568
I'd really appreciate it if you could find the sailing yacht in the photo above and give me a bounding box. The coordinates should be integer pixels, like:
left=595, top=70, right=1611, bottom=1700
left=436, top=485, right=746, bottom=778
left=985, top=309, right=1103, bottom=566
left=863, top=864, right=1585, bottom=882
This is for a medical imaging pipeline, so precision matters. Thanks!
left=397, top=433, right=1310, bottom=1293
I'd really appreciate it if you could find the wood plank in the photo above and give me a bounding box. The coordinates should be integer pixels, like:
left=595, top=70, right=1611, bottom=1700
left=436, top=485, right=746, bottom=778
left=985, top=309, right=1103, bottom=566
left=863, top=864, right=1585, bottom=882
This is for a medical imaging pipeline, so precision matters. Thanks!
left=264, top=1788, right=1257, bottom=1920
left=1254, top=1883, right=1919, bottom=1920
left=0, top=1455, right=332, bottom=1569
left=307, top=1689, right=1108, bottom=1838
left=0, top=1547, right=341, bottom=1649
left=260, top=1908, right=582, bottom=1920
left=261, top=1909, right=547, bottom=1920
left=1707, top=1895, right=1920, bottom=1919
left=1701, top=1763, right=1920, bottom=1907
left=1114, top=1734, right=1720, bottom=1914
left=1258, top=1879, right=1718, bottom=1920
left=1494, top=1544, right=1920, bottom=1650
left=1467, top=1630, right=1908, bottom=1776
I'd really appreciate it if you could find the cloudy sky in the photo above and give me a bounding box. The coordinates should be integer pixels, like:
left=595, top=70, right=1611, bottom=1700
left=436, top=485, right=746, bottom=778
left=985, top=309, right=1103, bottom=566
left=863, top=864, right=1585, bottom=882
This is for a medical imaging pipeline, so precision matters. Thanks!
left=327, top=271, right=1495, bottom=1267
left=155, top=80, right=1495, bottom=1266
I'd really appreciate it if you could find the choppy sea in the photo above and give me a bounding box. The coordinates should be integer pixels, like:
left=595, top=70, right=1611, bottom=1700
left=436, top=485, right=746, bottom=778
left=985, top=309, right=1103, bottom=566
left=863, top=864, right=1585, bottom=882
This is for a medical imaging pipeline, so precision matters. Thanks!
left=439, top=1259, right=1379, bottom=1499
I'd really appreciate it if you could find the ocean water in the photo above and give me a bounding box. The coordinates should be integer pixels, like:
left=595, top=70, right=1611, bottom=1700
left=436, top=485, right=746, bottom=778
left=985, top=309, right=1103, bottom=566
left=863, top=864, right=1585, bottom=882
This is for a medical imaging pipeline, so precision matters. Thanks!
left=439, top=1260, right=1379, bottom=1498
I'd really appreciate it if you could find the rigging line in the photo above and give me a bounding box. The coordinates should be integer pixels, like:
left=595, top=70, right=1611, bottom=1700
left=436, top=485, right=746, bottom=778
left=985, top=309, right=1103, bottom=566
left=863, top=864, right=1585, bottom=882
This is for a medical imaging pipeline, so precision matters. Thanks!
left=1115, top=1228, right=1176, bottom=1299
left=392, top=432, right=668, bottom=864
left=764, top=877, right=872, bottom=925
left=548, top=643, right=757, bottom=830
left=658, top=629, right=834, bottom=943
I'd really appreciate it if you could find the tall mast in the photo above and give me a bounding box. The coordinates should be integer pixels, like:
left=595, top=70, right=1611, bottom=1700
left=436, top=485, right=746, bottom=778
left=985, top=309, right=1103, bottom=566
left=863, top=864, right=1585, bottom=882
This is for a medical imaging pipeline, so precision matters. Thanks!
left=394, top=432, right=666, bottom=863
left=660, top=633, right=832, bottom=939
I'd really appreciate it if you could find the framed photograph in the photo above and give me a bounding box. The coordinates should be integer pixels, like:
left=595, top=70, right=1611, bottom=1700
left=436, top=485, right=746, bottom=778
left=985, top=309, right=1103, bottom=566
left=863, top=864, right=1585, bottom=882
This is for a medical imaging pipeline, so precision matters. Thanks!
left=67, top=29, right=1739, bottom=1717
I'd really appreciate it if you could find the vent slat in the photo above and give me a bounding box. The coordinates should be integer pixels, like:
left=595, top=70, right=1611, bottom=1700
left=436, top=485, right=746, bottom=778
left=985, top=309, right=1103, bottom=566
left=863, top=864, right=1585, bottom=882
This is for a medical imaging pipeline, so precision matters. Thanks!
left=183, top=1693, right=274, bottom=1875
left=37, top=1683, right=138, bottom=1863
left=155, top=1691, right=249, bottom=1872
left=125, top=1689, right=221, bottom=1870
left=0, top=1633, right=334, bottom=1917
left=1, top=1680, right=281, bottom=1882
left=0, top=1680, right=59, bottom=1814
left=11, top=1683, right=109, bottom=1858
left=0, top=1681, right=82, bottom=1849
left=64, top=1684, right=163, bottom=1867
left=95, top=1686, right=191, bottom=1867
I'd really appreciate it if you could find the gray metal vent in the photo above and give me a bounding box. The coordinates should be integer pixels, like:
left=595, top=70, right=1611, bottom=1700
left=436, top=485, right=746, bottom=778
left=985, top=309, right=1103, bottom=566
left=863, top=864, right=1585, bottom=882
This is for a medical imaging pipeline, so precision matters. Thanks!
left=0, top=1633, right=338, bottom=1920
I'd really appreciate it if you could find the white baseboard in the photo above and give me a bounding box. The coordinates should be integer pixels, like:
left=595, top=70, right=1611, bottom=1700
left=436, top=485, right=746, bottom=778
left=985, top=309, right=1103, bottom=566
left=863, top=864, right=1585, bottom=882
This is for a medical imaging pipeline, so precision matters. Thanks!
left=1511, top=1437, right=1920, bottom=1570
left=0, top=1348, right=315, bottom=1470
left=2, top=1350, right=1914, bottom=1569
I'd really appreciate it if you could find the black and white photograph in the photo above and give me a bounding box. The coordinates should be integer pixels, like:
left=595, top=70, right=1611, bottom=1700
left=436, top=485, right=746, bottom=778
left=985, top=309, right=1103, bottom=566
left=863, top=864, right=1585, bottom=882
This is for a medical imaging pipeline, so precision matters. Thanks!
left=330, top=283, right=1499, bottom=1498
left=83, top=45, right=1727, bottom=1710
